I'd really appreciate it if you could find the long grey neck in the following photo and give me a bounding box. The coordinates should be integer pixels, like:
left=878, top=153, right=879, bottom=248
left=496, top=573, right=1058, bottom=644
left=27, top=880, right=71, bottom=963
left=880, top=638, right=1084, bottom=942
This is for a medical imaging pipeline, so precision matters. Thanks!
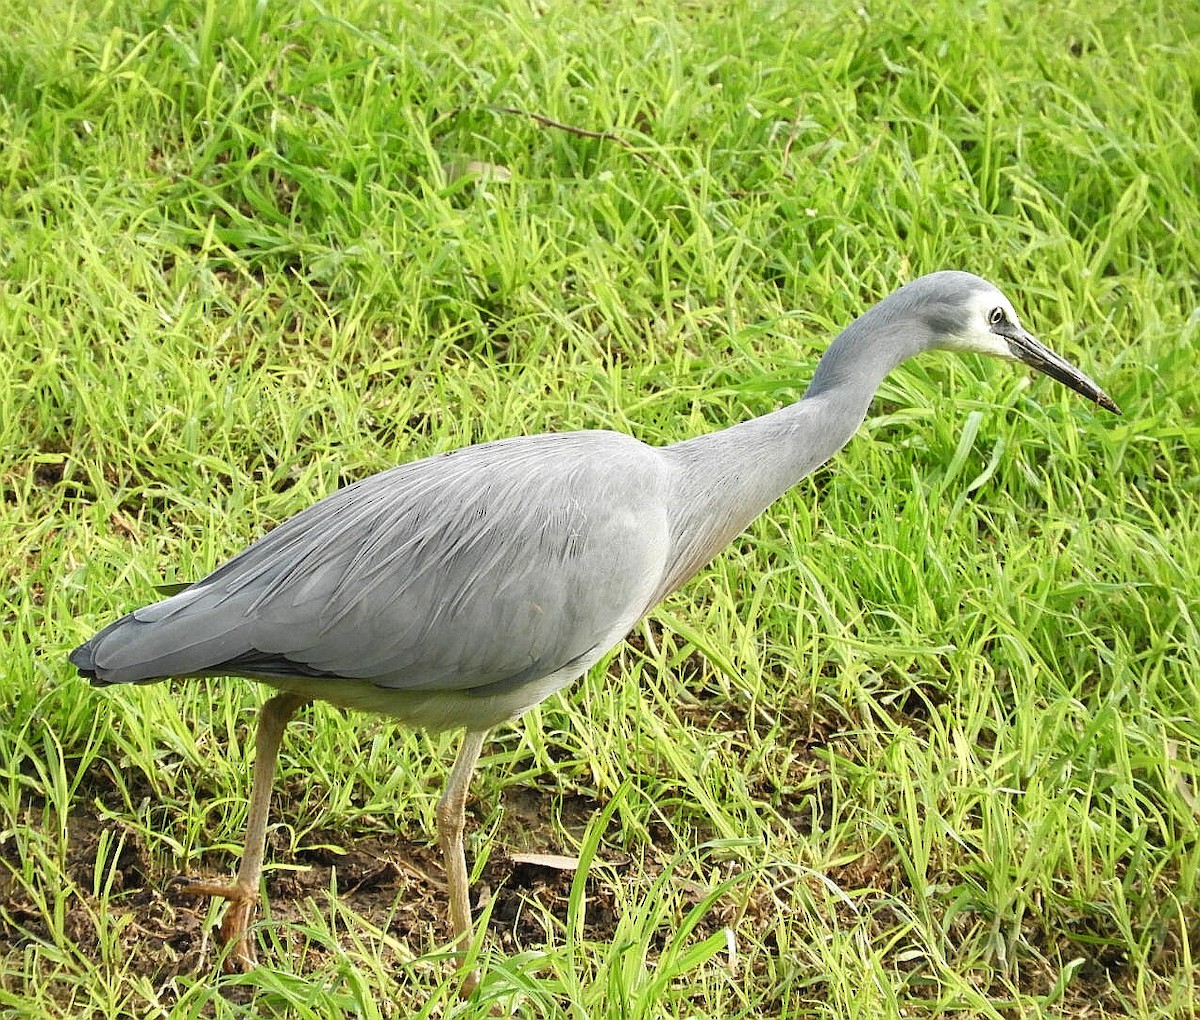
left=803, top=300, right=928, bottom=406
left=653, top=313, right=926, bottom=598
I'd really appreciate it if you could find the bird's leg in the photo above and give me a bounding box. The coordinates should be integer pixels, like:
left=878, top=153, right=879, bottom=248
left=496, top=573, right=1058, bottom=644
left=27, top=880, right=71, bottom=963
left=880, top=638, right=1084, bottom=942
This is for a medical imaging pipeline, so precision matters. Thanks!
left=436, top=728, right=487, bottom=995
left=172, top=691, right=309, bottom=972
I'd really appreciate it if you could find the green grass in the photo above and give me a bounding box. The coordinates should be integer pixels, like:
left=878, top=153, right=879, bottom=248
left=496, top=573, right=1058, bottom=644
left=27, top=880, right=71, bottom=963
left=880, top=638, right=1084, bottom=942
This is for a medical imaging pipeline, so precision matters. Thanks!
left=2, top=0, right=1198, bottom=1016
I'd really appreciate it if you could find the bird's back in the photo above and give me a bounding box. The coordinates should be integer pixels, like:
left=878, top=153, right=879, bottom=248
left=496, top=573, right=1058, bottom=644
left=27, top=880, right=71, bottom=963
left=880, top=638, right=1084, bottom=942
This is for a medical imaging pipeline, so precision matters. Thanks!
left=71, top=430, right=674, bottom=718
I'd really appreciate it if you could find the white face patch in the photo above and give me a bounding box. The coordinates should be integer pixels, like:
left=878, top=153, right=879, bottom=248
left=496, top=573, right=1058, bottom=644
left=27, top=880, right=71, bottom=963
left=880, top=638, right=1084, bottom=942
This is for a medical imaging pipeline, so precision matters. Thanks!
left=938, top=288, right=1021, bottom=359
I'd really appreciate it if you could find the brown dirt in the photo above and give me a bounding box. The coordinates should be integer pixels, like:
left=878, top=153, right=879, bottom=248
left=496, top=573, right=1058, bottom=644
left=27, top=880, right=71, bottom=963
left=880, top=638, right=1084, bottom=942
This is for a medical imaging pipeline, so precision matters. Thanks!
left=0, top=774, right=623, bottom=989
left=0, top=700, right=1184, bottom=1016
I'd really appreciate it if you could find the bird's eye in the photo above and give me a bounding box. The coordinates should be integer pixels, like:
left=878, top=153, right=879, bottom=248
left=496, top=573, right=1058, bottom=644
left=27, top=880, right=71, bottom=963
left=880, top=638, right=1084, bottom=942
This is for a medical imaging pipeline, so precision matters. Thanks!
left=987, top=306, right=1006, bottom=326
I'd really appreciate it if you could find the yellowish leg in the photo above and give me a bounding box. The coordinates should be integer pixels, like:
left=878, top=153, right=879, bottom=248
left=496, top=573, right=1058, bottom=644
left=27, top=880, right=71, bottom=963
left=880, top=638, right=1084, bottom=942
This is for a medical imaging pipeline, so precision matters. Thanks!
left=174, top=691, right=309, bottom=972
left=436, top=729, right=487, bottom=995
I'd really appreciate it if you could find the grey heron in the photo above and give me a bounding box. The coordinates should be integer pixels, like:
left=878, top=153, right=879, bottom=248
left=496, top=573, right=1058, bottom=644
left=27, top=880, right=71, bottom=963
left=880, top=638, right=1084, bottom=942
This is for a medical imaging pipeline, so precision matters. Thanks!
left=69, top=270, right=1119, bottom=988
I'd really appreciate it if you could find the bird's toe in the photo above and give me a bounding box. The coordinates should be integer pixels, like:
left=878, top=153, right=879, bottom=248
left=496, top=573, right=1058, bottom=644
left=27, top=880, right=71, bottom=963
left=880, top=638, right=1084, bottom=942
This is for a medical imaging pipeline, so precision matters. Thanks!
left=218, top=897, right=260, bottom=972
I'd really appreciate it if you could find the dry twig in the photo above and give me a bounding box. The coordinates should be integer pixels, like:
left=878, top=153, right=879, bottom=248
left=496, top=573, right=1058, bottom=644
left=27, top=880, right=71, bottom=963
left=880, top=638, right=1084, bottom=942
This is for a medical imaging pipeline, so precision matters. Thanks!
left=488, top=105, right=671, bottom=175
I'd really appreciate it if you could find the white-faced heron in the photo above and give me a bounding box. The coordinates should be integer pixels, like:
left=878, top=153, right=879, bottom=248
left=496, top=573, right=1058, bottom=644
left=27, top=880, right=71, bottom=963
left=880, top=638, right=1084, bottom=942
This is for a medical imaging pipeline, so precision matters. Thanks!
left=69, top=271, right=1119, bottom=987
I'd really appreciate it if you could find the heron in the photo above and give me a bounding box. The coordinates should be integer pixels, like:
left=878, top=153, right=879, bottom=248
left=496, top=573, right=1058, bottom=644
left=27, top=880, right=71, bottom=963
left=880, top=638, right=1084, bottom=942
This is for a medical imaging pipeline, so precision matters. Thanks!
left=69, top=271, right=1118, bottom=988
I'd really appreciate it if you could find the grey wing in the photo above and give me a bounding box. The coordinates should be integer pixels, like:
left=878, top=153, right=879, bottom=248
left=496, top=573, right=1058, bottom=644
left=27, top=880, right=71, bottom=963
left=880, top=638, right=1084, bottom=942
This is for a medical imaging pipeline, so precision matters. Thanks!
left=74, top=432, right=672, bottom=694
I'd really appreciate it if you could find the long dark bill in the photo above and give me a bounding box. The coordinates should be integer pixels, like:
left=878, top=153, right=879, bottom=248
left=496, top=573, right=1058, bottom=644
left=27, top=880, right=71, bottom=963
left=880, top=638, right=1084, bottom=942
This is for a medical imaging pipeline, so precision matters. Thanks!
left=996, top=323, right=1121, bottom=414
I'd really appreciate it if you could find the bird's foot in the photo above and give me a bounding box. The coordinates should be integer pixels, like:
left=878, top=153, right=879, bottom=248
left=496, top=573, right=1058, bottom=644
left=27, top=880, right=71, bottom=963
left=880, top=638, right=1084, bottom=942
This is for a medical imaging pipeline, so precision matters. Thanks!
left=461, top=965, right=481, bottom=998
left=169, top=875, right=260, bottom=972
left=456, top=885, right=491, bottom=998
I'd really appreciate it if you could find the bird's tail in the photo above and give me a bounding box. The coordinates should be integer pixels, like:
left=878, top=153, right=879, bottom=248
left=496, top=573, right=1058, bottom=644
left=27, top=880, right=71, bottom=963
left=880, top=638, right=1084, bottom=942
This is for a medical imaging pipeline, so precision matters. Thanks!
left=67, top=641, right=102, bottom=682
left=69, top=584, right=251, bottom=686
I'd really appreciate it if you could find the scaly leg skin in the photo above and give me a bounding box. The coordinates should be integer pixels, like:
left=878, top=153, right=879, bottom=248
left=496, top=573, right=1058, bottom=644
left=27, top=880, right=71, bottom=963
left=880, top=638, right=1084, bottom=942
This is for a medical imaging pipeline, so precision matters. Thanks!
left=172, top=692, right=310, bottom=972
left=437, top=729, right=487, bottom=996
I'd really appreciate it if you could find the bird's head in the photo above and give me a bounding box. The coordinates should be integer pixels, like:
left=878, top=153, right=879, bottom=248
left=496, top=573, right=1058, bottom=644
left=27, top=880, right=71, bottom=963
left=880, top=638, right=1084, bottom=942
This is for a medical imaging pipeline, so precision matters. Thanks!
left=911, top=270, right=1120, bottom=414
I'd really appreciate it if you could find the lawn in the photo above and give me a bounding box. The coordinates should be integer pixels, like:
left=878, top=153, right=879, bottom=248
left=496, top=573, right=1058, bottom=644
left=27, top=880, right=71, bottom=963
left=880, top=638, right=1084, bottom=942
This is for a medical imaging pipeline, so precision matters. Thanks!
left=1, top=0, right=1198, bottom=1017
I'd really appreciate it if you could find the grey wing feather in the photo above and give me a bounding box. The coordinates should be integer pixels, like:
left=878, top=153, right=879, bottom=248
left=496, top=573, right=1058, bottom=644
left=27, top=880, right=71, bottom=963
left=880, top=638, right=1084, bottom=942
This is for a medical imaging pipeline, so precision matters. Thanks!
left=73, top=431, right=672, bottom=694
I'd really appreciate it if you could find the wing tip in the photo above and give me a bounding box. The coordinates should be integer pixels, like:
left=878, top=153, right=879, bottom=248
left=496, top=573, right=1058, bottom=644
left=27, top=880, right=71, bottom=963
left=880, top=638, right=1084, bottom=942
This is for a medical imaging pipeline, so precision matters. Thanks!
left=68, top=641, right=99, bottom=679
